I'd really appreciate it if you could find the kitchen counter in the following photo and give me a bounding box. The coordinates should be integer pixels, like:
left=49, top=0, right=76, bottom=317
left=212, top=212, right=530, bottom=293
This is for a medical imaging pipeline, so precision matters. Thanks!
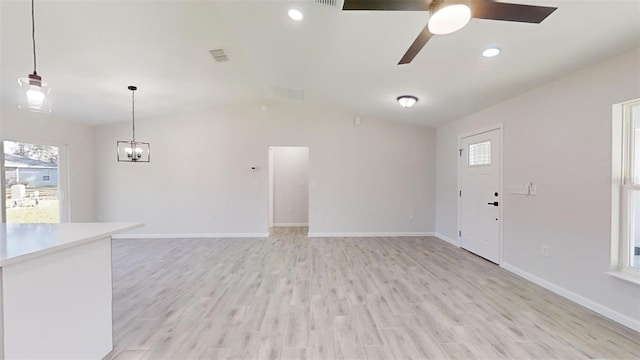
left=0, top=222, right=142, bottom=359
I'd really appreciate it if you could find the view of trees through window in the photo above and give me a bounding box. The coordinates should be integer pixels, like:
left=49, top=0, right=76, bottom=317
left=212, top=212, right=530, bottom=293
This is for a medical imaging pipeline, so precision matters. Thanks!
left=3, top=141, right=60, bottom=223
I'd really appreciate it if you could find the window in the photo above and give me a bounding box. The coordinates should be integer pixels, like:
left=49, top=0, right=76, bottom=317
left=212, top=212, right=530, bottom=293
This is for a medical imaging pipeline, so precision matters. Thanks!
left=3, top=141, right=61, bottom=223
left=468, top=141, right=491, bottom=166
left=611, top=98, right=640, bottom=281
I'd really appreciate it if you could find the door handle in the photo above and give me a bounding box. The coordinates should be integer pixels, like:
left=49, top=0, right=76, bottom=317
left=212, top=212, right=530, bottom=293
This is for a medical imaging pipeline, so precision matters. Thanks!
left=487, top=202, right=499, bottom=206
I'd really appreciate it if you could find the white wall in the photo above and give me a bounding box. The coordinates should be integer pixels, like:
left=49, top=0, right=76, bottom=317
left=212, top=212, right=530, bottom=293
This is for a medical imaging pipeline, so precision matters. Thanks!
left=0, top=106, right=97, bottom=222
left=95, top=101, right=436, bottom=236
left=272, top=146, right=309, bottom=226
left=435, top=49, right=640, bottom=328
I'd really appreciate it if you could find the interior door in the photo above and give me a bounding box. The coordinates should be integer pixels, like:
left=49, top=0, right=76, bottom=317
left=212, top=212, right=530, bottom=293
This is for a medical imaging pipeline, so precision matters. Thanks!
left=459, top=129, right=501, bottom=263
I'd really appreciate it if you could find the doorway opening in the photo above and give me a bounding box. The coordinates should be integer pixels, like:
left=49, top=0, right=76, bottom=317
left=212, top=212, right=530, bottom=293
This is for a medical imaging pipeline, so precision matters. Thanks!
left=2, top=140, right=68, bottom=223
left=268, top=146, right=309, bottom=236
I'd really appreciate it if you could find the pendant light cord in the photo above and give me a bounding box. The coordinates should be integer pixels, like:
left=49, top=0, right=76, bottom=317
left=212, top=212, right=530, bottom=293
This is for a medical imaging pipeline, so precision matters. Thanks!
left=131, top=90, right=136, bottom=141
left=31, top=0, right=37, bottom=74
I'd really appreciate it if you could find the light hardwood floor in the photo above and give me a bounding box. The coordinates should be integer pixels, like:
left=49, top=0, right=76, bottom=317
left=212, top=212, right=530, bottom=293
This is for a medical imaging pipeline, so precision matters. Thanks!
left=106, top=228, right=640, bottom=360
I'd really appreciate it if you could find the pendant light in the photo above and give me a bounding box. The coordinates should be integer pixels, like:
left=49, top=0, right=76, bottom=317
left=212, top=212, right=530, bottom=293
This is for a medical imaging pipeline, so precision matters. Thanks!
left=117, top=86, right=150, bottom=163
left=17, top=0, right=51, bottom=113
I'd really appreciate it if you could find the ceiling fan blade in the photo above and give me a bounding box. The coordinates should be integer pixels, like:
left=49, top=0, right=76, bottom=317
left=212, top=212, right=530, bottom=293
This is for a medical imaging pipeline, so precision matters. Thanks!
left=472, top=1, right=557, bottom=23
left=342, top=0, right=430, bottom=11
left=398, top=24, right=433, bottom=65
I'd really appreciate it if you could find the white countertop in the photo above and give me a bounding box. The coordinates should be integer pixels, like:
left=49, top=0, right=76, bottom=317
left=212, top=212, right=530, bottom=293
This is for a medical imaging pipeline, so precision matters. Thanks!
left=0, top=222, right=143, bottom=266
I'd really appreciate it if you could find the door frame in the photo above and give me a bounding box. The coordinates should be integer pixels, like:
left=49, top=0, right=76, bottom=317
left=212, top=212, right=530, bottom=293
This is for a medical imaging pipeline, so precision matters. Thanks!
left=267, top=145, right=310, bottom=231
left=457, top=124, right=504, bottom=264
left=0, top=138, right=71, bottom=223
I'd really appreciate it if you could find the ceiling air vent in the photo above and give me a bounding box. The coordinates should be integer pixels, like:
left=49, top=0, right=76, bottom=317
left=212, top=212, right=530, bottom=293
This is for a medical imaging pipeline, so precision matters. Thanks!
left=209, top=48, right=229, bottom=62
left=314, top=0, right=337, bottom=7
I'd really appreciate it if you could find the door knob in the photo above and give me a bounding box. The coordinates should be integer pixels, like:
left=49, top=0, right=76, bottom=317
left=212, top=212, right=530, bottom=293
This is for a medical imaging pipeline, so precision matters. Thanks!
left=487, top=201, right=499, bottom=206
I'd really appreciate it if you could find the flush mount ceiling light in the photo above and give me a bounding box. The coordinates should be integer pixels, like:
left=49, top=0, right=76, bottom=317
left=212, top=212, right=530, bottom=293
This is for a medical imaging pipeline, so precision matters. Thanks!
left=428, top=2, right=472, bottom=35
left=482, top=47, right=501, bottom=57
left=17, top=0, right=51, bottom=113
left=288, top=9, right=304, bottom=21
left=117, top=86, right=150, bottom=163
left=397, top=95, right=418, bottom=108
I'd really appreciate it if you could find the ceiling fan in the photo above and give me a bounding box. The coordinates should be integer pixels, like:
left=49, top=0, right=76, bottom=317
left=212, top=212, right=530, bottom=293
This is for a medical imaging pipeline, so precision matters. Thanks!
left=342, top=0, right=558, bottom=64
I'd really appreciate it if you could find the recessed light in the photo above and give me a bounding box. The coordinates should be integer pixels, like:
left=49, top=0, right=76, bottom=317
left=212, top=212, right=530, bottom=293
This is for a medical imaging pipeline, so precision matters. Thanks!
left=397, top=95, right=418, bottom=108
left=288, top=9, right=304, bottom=21
left=482, top=47, right=501, bottom=58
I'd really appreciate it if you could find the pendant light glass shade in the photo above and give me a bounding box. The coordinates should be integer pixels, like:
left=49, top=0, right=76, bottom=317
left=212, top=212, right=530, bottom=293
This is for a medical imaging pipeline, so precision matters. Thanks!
left=117, top=86, right=150, bottom=163
left=18, top=0, right=52, bottom=113
left=18, top=73, right=51, bottom=113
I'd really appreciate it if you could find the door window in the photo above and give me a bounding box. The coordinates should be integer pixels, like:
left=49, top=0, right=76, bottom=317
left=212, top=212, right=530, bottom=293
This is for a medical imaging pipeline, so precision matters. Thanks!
left=469, top=141, right=491, bottom=166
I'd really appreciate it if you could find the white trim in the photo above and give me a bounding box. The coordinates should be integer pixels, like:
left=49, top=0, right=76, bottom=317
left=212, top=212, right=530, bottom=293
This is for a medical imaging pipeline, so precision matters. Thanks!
left=611, top=99, right=640, bottom=277
left=433, top=233, right=460, bottom=247
left=607, top=270, right=640, bottom=285
left=268, top=146, right=274, bottom=228
left=272, top=223, right=309, bottom=227
left=459, top=125, right=503, bottom=141
left=112, top=233, right=269, bottom=239
left=307, top=232, right=434, bottom=238
left=501, top=262, right=640, bottom=332
left=612, top=102, right=623, bottom=268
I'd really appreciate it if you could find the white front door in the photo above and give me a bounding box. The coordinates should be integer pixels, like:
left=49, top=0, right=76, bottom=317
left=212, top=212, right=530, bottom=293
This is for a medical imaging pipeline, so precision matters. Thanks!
left=459, top=129, right=501, bottom=263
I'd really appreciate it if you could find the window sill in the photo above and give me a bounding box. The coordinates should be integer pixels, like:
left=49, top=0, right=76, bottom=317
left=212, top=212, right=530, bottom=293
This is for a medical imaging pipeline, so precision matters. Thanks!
left=607, top=270, right=640, bottom=285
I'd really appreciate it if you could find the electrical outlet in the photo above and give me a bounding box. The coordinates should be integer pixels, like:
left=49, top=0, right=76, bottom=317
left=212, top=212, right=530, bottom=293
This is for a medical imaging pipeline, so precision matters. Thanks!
left=529, top=183, right=537, bottom=196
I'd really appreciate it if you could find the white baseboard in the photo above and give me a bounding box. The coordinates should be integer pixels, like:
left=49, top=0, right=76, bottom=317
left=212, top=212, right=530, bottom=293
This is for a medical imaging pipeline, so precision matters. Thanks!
left=501, top=262, right=640, bottom=332
left=307, top=232, right=435, bottom=238
left=272, top=223, right=309, bottom=227
left=112, top=233, right=269, bottom=239
left=433, top=232, right=460, bottom=247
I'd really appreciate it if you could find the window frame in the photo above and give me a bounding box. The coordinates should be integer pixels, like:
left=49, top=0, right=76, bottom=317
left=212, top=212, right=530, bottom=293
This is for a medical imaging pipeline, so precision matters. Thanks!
left=610, top=98, right=640, bottom=283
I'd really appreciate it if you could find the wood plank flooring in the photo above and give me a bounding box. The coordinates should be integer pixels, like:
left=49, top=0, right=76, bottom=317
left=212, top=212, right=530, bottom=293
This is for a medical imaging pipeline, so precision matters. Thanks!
left=106, top=228, right=640, bottom=359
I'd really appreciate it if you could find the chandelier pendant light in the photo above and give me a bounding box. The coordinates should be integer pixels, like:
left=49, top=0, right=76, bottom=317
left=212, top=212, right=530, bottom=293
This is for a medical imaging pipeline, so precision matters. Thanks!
left=18, top=0, right=51, bottom=113
left=117, top=86, right=150, bottom=163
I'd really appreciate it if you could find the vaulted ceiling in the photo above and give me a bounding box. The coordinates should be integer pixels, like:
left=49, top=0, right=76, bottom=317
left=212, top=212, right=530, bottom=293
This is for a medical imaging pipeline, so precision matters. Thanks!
left=1, top=0, right=639, bottom=126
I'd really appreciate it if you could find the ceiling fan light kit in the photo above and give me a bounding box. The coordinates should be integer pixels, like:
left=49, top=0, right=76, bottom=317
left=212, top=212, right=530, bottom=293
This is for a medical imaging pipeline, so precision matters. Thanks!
left=428, top=2, right=472, bottom=35
left=342, top=0, right=557, bottom=65
left=397, top=95, right=418, bottom=108
left=17, top=0, right=52, bottom=113
left=117, top=86, right=150, bottom=163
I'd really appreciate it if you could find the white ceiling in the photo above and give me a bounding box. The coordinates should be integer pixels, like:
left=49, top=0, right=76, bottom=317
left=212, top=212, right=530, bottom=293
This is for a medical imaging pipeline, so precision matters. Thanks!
left=1, top=0, right=639, bottom=127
